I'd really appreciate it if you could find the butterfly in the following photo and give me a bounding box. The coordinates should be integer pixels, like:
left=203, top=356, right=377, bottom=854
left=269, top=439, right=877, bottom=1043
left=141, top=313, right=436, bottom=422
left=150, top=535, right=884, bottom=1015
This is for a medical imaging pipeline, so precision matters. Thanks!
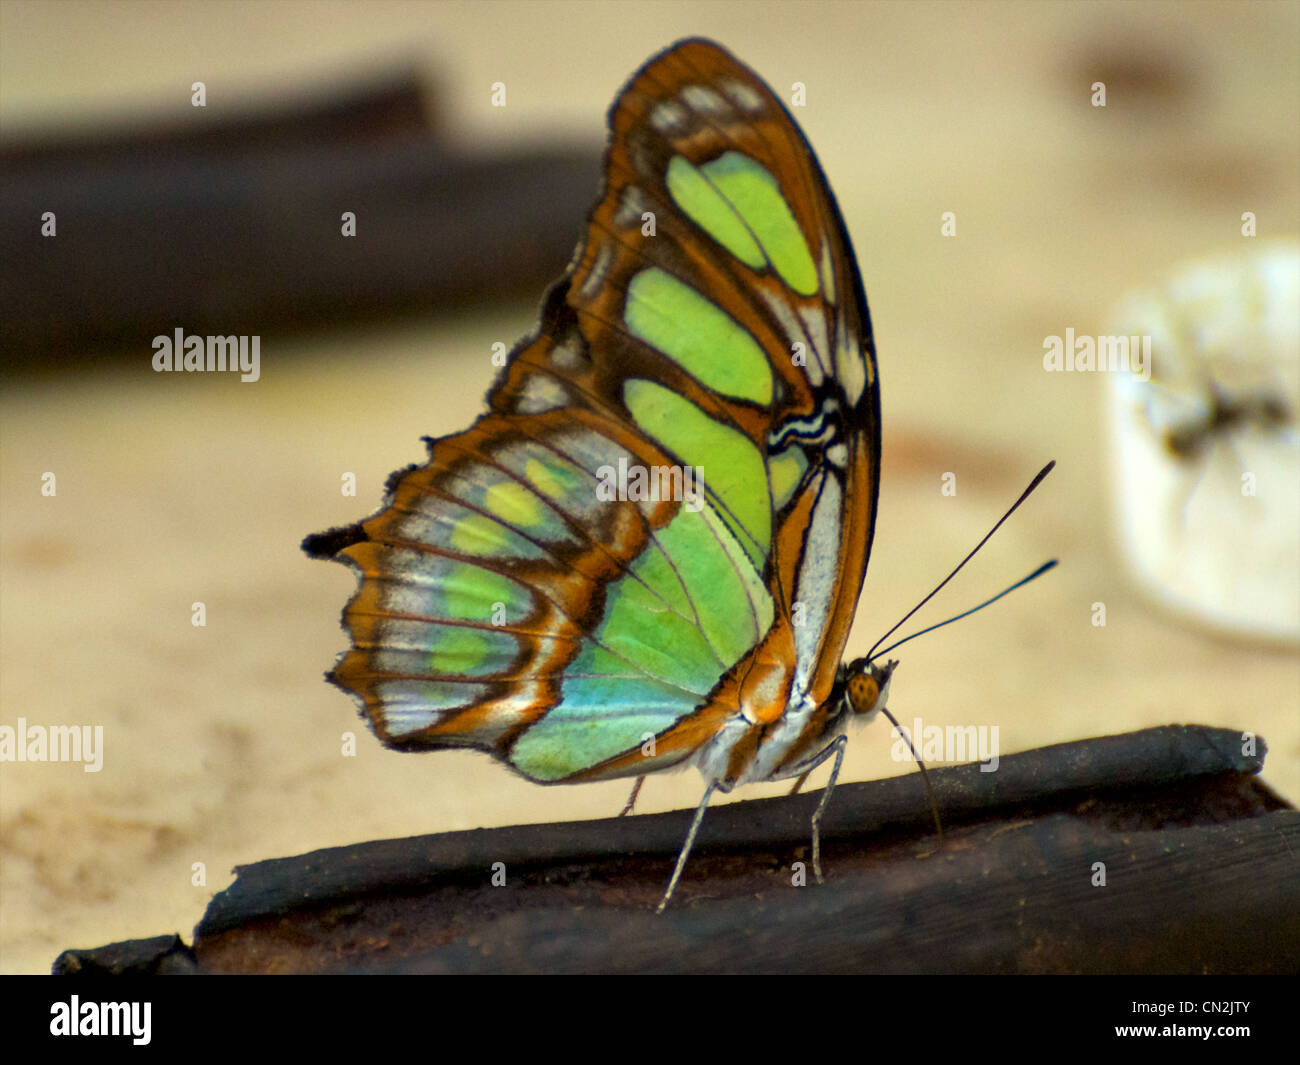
left=304, top=37, right=895, bottom=910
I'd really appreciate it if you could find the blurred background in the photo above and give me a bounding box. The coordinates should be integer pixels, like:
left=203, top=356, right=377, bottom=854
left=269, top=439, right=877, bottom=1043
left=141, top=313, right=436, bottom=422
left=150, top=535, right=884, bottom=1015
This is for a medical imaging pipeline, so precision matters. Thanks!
left=2, top=0, right=1296, bottom=974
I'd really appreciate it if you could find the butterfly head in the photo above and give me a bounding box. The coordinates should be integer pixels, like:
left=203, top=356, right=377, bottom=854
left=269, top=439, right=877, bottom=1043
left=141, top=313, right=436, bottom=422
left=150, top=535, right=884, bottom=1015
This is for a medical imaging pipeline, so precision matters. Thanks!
left=838, top=657, right=896, bottom=724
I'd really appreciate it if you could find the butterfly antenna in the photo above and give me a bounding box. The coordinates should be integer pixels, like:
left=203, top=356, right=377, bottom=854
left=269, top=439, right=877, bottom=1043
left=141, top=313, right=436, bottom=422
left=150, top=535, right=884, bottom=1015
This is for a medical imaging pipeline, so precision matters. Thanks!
left=873, top=560, right=1057, bottom=660
left=865, top=557, right=1057, bottom=842
left=877, top=703, right=943, bottom=840
left=865, top=460, right=1056, bottom=662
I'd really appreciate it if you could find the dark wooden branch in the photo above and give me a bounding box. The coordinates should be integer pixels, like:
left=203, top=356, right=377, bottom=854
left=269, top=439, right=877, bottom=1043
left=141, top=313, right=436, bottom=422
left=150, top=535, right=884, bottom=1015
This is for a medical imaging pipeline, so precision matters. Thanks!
left=52, top=725, right=1297, bottom=974
left=52, top=934, right=197, bottom=976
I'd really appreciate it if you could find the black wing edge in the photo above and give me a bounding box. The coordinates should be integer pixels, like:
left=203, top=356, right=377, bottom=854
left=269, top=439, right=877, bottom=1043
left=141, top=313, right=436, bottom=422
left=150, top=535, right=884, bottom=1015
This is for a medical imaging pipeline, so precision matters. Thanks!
left=301, top=459, right=426, bottom=559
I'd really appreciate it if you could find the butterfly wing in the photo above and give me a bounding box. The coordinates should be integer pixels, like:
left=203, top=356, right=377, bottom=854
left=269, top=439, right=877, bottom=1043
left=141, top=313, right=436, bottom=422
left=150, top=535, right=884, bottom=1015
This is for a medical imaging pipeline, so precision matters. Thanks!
left=304, top=38, right=880, bottom=787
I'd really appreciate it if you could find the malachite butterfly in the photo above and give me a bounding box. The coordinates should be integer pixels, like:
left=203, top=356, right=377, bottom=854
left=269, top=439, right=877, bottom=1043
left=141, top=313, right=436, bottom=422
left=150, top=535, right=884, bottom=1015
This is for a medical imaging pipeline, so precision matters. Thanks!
left=304, top=37, right=898, bottom=909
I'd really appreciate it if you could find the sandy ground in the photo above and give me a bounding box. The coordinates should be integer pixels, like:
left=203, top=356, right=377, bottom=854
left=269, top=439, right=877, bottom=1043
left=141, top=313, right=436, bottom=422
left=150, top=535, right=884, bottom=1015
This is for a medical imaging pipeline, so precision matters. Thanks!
left=2, top=0, right=1297, bottom=974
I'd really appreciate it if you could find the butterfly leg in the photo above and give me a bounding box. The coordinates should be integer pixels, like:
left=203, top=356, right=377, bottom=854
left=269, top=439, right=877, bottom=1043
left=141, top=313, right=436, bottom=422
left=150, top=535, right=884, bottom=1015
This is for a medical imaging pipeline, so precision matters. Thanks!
left=619, top=775, right=646, bottom=817
left=656, top=779, right=729, bottom=913
left=788, top=769, right=813, bottom=797
left=804, top=735, right=849, bottom=885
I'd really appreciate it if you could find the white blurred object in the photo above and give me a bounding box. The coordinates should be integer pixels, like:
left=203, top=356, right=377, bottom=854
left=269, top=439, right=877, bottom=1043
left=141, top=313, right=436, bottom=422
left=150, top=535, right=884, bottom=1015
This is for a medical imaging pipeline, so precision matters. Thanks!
left=1108, top=242, right=1300, bottom=643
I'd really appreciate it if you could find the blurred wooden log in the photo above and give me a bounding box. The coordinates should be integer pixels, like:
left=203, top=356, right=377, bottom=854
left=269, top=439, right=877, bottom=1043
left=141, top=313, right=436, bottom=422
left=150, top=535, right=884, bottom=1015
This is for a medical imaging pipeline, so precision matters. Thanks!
left=0, top=67, right=435, bottom=167
left=0, top=69, right=600, bottom=369
left=51, top=724, right=1297, bottom=974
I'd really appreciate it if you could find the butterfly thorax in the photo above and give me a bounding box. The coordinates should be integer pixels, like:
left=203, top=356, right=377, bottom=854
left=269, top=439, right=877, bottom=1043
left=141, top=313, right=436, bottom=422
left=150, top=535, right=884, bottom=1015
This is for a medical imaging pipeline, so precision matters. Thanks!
left=696, top=656, right=895, bottom=788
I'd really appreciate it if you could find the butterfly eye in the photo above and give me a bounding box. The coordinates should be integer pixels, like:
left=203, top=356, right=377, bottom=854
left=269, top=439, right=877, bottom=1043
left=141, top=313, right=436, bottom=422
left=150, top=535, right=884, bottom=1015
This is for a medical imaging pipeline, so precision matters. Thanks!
left=846, top=660, right=893, bottom=716
left=845, top=672, right=878, bottom=715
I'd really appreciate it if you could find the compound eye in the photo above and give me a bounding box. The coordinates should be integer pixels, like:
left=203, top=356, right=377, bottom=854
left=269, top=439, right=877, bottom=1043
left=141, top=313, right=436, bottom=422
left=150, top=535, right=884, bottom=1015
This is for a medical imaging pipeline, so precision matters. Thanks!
left=846, top=671, right=880, bottom=715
